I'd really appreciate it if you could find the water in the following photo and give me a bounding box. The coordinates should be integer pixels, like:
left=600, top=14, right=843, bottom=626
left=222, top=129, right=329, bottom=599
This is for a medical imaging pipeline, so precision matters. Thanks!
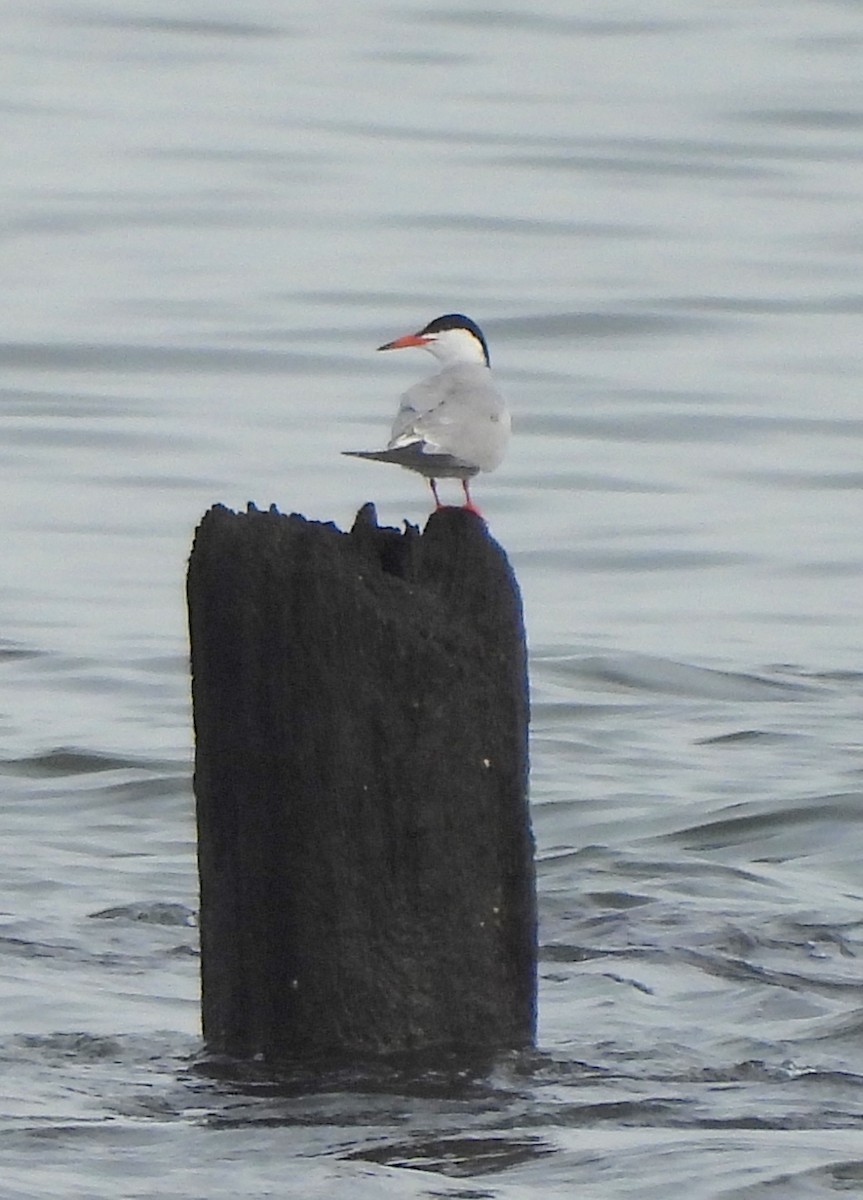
left=1, top=1, right=862, bottom=1195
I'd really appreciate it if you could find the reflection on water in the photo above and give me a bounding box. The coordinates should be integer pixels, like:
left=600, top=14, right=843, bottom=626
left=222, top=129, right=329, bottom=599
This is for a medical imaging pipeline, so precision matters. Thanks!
left=1, top=0, right=862, bottom=1196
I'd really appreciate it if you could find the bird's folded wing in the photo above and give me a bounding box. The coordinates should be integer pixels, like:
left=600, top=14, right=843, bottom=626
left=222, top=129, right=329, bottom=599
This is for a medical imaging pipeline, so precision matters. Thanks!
left=341, top=444, right=476, bottom=476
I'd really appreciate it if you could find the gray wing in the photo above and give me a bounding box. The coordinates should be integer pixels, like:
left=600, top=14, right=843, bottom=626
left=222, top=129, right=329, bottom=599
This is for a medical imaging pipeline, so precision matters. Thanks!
left=387, top=364, right=510, bottom=473
left=342, top=445, right=477, bottom=479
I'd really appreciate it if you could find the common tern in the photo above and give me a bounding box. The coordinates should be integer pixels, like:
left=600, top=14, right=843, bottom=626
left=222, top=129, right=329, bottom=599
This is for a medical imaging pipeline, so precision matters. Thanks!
left=343, top=313, right=510, bottom=513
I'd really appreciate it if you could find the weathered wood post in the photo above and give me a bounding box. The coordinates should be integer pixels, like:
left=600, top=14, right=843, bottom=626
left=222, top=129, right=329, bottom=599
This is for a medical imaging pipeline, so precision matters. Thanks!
left=187, top=502, right=535, bottom=1064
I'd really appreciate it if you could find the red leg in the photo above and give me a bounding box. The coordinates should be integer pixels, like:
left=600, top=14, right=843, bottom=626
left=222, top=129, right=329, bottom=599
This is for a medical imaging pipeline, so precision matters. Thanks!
left=429, top=478, right=443, bottom=509
left=461, top=478, right=482, bottom=516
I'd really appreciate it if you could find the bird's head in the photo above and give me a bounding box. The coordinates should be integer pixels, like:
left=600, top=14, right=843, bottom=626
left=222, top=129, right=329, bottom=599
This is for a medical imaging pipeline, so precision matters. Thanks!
left=378, top=313, right=490, bottom=367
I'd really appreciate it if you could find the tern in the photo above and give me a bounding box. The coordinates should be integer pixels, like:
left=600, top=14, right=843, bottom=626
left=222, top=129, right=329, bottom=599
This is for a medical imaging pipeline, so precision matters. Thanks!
left=342, top=313, right=510, bottom=513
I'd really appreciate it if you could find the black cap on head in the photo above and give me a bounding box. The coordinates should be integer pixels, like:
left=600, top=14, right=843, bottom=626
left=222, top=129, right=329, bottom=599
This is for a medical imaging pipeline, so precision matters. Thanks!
left=418, top=313, right=490, bottom=366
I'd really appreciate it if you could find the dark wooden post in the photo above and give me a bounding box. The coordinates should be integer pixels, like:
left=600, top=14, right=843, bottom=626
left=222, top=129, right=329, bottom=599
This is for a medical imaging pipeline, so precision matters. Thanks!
left=187, top=502, right=535, bottom=1064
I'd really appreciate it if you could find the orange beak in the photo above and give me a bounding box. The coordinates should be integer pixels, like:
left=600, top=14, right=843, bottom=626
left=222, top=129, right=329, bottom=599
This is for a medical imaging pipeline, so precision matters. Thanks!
left=377, top=332, right=431, bottom=352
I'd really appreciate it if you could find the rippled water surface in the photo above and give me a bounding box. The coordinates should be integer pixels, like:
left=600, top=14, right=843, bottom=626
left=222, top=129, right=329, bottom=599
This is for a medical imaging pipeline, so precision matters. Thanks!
left=1, top=1, right=862, bottom=1196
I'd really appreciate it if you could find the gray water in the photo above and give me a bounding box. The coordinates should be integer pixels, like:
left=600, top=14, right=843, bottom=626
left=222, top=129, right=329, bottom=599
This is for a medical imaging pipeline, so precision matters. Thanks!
left=1, top=1, right=862, bottom=1196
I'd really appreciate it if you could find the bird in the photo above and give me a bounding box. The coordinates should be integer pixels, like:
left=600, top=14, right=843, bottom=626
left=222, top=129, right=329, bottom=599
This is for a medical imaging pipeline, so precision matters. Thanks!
left=342, top=313, right=510, bottom=514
